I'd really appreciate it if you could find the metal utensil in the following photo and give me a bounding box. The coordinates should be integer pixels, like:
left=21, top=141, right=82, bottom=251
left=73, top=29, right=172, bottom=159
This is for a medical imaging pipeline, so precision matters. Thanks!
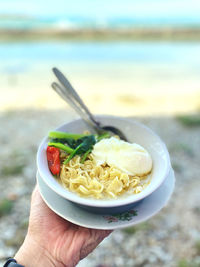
left=52, top=67, right=127, bottom=141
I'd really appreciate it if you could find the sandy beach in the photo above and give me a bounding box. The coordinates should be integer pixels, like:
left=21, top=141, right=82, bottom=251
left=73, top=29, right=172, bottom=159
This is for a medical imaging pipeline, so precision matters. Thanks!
left=1, top=59, right=200, bottom=117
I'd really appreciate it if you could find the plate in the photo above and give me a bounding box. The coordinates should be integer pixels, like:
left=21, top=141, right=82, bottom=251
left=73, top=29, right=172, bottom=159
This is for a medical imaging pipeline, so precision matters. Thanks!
left=37, top=169, right=175, bottom=230
left=37, top=115, right=171, bottom=209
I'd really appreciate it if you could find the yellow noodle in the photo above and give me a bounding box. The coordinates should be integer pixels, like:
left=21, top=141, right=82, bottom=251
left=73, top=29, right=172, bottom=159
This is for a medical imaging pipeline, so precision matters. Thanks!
left=59, top=155, right=151, bottom=199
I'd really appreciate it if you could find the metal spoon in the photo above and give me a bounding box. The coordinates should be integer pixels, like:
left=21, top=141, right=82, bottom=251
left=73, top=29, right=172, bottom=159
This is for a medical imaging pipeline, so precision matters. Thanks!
left=51, top=67, right=127, bottom=141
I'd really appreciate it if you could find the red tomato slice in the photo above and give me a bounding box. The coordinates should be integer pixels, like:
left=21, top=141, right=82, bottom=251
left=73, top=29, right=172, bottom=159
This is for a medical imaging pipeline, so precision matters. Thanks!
left=46, top=146, right=60, bottom=175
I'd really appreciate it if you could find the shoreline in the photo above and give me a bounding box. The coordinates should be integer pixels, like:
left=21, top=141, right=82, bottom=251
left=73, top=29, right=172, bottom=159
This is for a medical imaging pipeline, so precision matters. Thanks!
left=1, top=27, right=200, bottom=42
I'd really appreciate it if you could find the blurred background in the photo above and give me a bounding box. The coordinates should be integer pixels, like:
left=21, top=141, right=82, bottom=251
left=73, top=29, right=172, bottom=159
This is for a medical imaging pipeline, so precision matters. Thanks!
left=0, top=0, right=200, bottom=266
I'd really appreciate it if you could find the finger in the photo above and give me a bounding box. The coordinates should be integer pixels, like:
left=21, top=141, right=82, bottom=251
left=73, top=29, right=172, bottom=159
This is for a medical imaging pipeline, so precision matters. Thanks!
left=31, top=183, right=52, bottom=210
left=79, top=229, right=113, bottom=260
left=31, top=184, right=40, bottom=201
left=29, top=182, right=52, bottom=219
left=96, top=230, right=113, bottom=244
left=102, top=230, right=113, bottom=237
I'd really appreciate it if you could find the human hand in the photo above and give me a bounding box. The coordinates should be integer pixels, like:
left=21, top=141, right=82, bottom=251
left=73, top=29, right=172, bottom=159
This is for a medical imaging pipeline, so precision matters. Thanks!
left=15, top=185, right=112, bottom=267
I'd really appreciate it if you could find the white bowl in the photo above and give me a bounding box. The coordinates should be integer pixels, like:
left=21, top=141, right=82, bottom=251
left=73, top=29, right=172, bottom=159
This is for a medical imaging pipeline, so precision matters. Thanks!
left=37, top=115, right=171, bottom=214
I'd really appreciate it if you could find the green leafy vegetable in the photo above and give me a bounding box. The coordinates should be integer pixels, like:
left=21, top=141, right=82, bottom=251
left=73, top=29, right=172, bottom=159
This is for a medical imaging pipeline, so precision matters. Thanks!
left=48, top=142, right=74, bottom=154
left=80, top=149, right=92, bottom=164
left=49, top=131, right=86, bottom=140
left=48, top=131, right=110, bottom=164
left=97, top=132, right=110, bottom=141
left=75, top=135, right=96, bottom=154
left=63, top=135, right=96, bottom=164
left=49, top=138, right=78, bottom=147
left=63, top=143, right=83, bottom=164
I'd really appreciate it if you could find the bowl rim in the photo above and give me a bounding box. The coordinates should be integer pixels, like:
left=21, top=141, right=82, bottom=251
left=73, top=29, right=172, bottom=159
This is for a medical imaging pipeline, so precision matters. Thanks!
left=37, top=115, right=171, bottom=208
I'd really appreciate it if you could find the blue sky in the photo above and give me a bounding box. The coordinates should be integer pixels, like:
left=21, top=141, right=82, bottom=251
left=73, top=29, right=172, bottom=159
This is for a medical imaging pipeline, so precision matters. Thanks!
left=0, top=0, right=200, bottom=18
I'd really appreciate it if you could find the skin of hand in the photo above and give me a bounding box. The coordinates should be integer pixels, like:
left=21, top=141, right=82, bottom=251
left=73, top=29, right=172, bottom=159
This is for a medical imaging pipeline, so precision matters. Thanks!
left=15, top=185, right=112, bottom=267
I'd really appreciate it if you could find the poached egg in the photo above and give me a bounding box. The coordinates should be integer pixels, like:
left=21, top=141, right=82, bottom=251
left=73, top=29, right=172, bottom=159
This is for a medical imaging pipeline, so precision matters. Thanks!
left=92, top=137, right=152, bottom=176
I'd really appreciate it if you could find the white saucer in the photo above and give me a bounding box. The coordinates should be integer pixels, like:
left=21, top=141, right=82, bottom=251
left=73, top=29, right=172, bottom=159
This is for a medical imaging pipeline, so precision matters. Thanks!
left=37, top=169, right=175, bottom=230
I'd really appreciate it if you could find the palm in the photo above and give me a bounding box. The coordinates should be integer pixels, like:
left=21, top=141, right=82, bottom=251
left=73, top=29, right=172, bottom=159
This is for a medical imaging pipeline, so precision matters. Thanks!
left=29, top=187, right=111, bottom=267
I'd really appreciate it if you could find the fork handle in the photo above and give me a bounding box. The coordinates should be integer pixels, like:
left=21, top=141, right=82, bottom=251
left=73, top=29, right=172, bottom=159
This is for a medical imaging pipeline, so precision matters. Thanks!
left=52, top=68, right=99, bottom=126
left=51, top=82, right=104, bottom=134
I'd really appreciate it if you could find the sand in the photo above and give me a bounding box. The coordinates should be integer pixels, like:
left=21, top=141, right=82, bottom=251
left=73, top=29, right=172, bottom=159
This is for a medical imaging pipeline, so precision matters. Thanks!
left=1, top=62, right=200, bottom=116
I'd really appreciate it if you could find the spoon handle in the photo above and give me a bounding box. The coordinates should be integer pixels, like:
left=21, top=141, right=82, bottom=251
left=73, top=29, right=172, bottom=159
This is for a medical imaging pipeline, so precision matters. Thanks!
left=51, top=82, right=104, bottom=134
left=52, top=68, right=99, bottom=126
